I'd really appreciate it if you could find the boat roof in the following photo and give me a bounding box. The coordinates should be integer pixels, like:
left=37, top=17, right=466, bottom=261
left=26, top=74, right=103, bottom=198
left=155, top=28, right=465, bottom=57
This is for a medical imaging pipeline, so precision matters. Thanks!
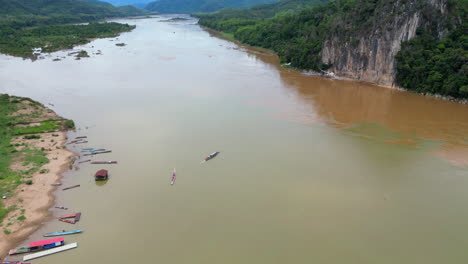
left=29, top=237, right=64, bottom=247
left=95, top=169, right=108, bottom=177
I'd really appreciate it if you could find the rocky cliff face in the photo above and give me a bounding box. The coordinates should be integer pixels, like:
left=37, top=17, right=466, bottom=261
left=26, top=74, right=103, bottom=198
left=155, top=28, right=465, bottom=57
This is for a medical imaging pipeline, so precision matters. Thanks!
left=321, top=0, right=448, bottom=86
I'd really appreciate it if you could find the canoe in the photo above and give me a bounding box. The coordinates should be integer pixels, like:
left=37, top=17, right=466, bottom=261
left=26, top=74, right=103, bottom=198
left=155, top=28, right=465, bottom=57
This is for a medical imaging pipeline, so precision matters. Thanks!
left=62, top=185, right=80, bottom=191
left=91, top=161, right=117, bottom=164
left=201, top=151, right=220, bottom=163
left=171, top=168, right=176, bottom=185
left=23, top=242, right=78, bottom=261
left=80, top=148, right=105, bottom=152
left=44, top=229, right=83, bottom=237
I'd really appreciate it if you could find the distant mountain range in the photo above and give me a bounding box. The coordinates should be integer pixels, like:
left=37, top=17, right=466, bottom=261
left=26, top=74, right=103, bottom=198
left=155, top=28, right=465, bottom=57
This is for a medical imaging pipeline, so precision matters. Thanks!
left=98, top=0, right=155, bottom=8
left=0, top=0, right=147, bottom=18
left=145, top=0, right=279, bottom=14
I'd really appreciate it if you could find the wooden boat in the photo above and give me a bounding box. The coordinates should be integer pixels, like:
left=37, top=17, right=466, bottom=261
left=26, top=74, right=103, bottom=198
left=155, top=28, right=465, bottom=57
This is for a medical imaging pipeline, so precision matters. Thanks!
left=75, top=141, right=88, bottom=144
left=59, top=213, right=81, bottom=224
left=75, top=136, right=87, bottom=139
left=54, top=206, right=68, bottom=210
left=171, top=168, right=176, bottom=185
left=23, top=242, right=78, bottom=261
left=95, top=169, right=108, bottom=181
left=44, top=229, right=83, bottom=237
left=78, top=159, right=91, bottom=164
left=201, top=151, right=220, bottom=163
left=51, top=183, right=62, bottom=186
left=62, top=184, right=80, bottom=191
left=9, top=237, right=64, bottom=255
left=83, top=150, right=112, bottom=156
left=0, top=262, right=31, bottom=264
left=91, top=161, right=117, bottom=164
left=80, top=148, right=105, bottom=152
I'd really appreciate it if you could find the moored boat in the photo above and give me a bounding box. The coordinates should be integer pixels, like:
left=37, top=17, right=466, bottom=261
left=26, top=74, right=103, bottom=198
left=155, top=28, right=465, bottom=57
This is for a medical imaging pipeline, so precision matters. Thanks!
left=95, top=169, right=108, bottom=180
left=44, top=229, right=83, bottom=237
left=8, top=237, right=64, bottom=255
left=23, top=242, right=78, bottom=261
left=91, top=161, right=117, bottom=164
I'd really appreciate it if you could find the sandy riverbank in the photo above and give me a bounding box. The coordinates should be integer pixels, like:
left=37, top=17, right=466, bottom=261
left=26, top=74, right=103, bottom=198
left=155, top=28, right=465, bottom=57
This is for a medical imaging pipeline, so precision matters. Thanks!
left=0, top=98, right=76, bottom=259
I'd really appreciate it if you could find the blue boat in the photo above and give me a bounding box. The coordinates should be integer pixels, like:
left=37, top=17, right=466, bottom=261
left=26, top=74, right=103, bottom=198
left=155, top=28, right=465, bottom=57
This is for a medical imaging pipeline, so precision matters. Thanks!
left=81, top=148, right=105, bottom=152
left=43, top=229, right=83, bottom=237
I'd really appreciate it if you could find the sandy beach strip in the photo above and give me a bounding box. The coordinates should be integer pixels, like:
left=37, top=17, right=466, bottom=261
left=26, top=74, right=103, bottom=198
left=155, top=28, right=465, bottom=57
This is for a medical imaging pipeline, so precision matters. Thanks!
left=0, top=97, right=76, bottom=259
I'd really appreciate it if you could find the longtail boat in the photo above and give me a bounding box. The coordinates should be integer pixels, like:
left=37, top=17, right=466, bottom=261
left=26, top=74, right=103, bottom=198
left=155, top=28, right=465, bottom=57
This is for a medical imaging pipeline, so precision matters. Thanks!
left=201, top=151, right=220, bottom=163
left=91, top=161, right=117, bottom=164
left=62, top=185, right=80, bottom=191
left=75, top=136, right=87, bottom=139
left=80, top=148, right=105, bottom=152
left=23, top=242, right=78, bottom=261
left=44, top=229, right=83, bottom=237
left=8, top=237, right=64, bottom=255
left=78, top=159, right=91, bottom=164
left=83, top=150, right=112, bottom=156
left=171, top=168, right=176, bottom=185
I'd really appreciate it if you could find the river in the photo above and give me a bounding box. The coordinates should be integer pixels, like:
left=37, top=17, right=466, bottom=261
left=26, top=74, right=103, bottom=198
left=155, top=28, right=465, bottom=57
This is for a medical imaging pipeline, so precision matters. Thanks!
left=1, top=15, right=468, bottom=264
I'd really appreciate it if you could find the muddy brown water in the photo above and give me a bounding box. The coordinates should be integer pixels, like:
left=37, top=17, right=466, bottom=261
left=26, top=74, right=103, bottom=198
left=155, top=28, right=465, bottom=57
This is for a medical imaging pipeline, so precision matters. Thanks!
left=1, top=15, right=468, bottom=264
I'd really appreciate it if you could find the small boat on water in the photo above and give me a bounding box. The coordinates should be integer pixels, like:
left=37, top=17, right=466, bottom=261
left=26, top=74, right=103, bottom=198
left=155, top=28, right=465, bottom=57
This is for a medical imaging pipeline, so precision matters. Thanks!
left=91, top=161, right=117, bottom=164
left=44, top=229, right=83, bottom=237
left=171, top=168, right=176, bottom=185
left=9, top=237, right=64, bottom=255
left=80, top=148, right=105, bottom=152
left=201, top=151, right=220, bottom=163
left=95, top=169, right=109, bottom=180
left=83, top=150, right=112, bottom=156
left=59, top=212, right=81, bottom=224
left=62, top=184, right=80, bottom=191
left=0, top=262, right=31, bottom=264
left=23, top=242, right=78, bottom=261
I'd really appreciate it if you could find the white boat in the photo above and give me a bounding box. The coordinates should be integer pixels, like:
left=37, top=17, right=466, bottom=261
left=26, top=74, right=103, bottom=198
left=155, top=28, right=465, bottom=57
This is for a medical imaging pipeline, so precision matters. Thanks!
left=23, top=242, right=77, bottom=261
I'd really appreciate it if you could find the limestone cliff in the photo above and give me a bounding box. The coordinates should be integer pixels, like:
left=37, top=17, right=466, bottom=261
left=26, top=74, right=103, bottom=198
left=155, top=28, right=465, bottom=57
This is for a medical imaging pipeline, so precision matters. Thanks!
left=321, top=0, right=449, bottom=86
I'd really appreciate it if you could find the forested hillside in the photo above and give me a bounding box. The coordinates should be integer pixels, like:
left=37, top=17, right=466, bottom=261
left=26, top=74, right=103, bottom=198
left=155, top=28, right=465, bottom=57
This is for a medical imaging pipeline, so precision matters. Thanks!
left=0, top=0, right=145, bottom=57
left=145, top=0, right=278, bottom=14
left=198, top=0, right=468, bottom=99
left=100, top=0, right=154, bottom=8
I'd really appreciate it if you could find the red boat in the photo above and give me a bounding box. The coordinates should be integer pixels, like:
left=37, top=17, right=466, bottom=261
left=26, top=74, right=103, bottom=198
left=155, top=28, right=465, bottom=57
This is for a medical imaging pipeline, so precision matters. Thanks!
left=8, top=237, right=64, bottom=255
left=95, top=169, right=108, bottom=180
left=59, top=212, right=81, bottom=224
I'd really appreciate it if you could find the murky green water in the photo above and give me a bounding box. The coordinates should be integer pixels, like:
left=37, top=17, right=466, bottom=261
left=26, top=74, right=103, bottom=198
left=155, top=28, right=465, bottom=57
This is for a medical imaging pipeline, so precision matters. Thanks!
left=2, top=16, right=468, bottom=264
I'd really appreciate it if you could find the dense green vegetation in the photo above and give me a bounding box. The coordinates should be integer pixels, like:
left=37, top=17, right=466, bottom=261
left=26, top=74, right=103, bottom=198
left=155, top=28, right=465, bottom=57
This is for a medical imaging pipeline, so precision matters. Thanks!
left=0, top=22, right=135, bottom=57
left=0, top=0, right=147, bottom=18
left=395, top=2, right=467, bottom=98
left=0, top=94, right=73, bottom=225
left=199, top=0, right=335, bottom=71
left=198, top=0, right=467, bottom=99
left=0, top=0, right=145, bottom=57
left=145, top=0, right=278, bottom=14
left=101, top=0, right=154, bottom=8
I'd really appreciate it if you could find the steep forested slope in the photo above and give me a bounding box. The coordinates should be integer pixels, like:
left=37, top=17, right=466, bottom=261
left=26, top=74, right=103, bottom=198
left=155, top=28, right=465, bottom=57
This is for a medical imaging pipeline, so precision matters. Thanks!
left=0, top=0, right=144, bottom=57
left=199, top=0, right=467, bottom=99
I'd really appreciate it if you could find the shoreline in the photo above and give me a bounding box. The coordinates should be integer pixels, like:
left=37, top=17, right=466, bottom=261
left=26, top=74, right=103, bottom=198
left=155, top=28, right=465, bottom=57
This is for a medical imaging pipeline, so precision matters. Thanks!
left=0, top=98, right=76, bottom=260
left=204, top=27, right=468, bottom=105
